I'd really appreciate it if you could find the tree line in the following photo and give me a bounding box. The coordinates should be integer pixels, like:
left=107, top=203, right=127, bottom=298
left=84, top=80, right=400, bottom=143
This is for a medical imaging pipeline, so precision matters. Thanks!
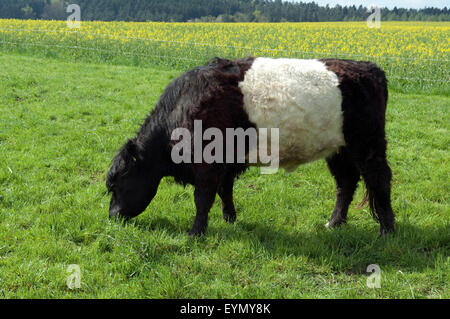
left=1, top=0, right=449, bottom=22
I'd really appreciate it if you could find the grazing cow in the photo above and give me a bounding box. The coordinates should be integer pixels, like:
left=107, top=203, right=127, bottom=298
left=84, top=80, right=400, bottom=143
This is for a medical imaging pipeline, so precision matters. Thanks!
left=106, top=57, right=395, bottom=236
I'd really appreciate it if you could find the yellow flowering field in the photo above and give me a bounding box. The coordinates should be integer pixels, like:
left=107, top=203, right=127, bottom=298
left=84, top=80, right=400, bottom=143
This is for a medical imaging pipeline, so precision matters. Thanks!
left=0, top=19, right=448, bottom=91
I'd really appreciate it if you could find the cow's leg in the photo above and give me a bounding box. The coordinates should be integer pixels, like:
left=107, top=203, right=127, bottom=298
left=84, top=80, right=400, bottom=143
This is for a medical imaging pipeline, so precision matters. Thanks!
left=189, top=167, right=219, bottom=236
left=358, top=152, right=395, bottom=236
left=218, top=171, right=237, bottom=223
left=325, top=148, right=360, bottom=228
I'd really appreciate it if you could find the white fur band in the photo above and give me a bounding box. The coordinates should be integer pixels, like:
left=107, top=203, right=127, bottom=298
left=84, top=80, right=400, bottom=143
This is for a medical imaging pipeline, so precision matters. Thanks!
left=239, top=57, right=345, bottom=172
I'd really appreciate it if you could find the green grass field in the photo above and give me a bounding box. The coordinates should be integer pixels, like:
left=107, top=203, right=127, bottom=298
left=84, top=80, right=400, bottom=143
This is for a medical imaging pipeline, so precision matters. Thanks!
left=0, top=53, right=448, bottom=298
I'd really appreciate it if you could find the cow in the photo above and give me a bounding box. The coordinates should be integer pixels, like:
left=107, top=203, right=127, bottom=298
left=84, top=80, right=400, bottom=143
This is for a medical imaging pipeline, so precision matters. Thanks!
left=106, top=57, right=395, bottom=236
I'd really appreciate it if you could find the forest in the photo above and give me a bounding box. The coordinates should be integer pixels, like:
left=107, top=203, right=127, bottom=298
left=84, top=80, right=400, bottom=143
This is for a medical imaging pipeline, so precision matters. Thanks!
left=1, top=0, right=449, bottom=22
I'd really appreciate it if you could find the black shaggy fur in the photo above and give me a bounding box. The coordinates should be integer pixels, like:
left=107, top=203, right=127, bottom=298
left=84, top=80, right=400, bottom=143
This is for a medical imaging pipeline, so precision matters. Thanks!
left=106, top=57, right=395, bottom=236
left=321, top=59, right=394, bottom=234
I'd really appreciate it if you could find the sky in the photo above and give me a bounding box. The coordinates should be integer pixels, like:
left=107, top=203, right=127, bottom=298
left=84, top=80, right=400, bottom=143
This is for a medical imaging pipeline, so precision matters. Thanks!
left=292, top=1, right=449, bottom=9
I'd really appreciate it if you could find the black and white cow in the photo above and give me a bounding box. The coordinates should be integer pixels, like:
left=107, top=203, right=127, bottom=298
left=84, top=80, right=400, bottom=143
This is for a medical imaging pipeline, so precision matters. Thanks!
left=106, top=57, right=395, bottom=236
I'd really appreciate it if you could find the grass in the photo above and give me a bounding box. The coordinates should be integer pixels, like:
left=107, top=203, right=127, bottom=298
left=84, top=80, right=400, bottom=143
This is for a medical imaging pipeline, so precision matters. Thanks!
left=0, top=53, right=448, bottom=298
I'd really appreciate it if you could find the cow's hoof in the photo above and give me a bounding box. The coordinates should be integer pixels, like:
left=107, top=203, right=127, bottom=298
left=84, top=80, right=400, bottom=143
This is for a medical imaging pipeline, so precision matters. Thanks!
left=379, top=225, right=395, bottom=237
left=188, top=228, right=206, bottom=237
left=223, top=211, right=237, bottom=223
left=325, top=219, right=346, bottom=229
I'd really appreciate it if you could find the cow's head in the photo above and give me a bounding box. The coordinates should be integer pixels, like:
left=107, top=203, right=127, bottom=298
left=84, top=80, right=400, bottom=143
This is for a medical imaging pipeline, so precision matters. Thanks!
left=106, top=139, right=162, bottom=219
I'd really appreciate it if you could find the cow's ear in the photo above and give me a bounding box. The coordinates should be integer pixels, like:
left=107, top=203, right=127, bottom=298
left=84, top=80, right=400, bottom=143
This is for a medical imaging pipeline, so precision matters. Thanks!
left=125, top=140, right=139, bottom=163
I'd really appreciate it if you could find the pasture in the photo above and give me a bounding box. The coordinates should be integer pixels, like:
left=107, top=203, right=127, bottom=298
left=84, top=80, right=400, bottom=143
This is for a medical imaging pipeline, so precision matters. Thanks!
left=0, top=20, right=449, bottom=298
left=0, top=20, right=449, bottom=93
